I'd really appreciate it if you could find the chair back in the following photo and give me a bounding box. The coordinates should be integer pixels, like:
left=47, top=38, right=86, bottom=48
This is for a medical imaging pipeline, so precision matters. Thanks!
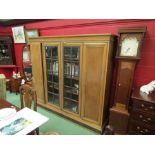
left=19, top=84, right=37, bottom=111
left=19, top=84, right=39, bottom=135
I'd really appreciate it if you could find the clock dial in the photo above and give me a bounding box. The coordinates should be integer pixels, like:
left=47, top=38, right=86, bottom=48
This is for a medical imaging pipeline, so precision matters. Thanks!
left=120, top=37, right=139, bottom=56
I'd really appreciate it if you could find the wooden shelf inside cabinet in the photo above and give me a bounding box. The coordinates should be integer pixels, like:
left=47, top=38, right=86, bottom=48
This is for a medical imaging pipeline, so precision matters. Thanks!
left=64, top=75, right=79, bottom=80
left=46, top=58, right=58, bottom=61
left=64, top=85, right=79, bottom=95
left=48, top=91, right=59, bottom=96
left=65, top=89, right=79, bottom=95
left=49, top=85, right=59, bottom=90
left=64, top=85, right=76, bottom=88
left=47, top=81, right=59, bottom=84
left=47, top=71, right=59, bottom=75
left=63, top=106, right=78, bottom=114
left=64, top=97, right=79, bottom=103
left=64, top=59, right=79, bottom=62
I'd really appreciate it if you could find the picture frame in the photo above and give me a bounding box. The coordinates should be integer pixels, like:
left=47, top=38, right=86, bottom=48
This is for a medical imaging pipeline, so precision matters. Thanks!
left=25, top=29, right=39, bottom=44
left=12, top=26, right=26, bottom=43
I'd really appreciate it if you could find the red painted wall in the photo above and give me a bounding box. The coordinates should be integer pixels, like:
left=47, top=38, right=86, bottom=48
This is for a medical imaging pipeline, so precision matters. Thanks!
left=1, top=19, right=155, bottom=104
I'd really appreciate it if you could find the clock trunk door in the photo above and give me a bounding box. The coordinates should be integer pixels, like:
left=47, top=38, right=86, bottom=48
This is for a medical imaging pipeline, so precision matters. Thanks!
left=114, top=61, right=136, bottom=107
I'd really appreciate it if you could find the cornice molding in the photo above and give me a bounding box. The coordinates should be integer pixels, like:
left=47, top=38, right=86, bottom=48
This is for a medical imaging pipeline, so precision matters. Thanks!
left=34, top=19, right=153, bottom=31
left=0, top=19, right=45, bottom=26
left=0, top=19, right=154, bottom=34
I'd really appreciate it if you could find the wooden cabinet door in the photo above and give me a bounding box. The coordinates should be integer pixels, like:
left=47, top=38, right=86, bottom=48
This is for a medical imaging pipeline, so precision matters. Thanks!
left=114, top=60, right=136, bottom=106
left=81, top=42, right=108, bottom=124
left=30, top=43, right=45, bottom=104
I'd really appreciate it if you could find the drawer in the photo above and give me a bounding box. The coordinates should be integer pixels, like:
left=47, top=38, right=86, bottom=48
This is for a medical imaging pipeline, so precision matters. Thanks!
left=132, top=99, right=155, bottom=114
left=131, top=111, right=155, bottom=127
left=128, top=120, right=155, bottom=135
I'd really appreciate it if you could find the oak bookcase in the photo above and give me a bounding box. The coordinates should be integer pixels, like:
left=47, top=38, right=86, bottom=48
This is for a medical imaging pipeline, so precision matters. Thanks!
left=29, top=34, right=115, bottom=132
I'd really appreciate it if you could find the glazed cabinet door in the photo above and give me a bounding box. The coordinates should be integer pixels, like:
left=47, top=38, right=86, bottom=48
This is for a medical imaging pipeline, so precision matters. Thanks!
left=62, top=43, right=82, bottom=115
left=42, top=43, right=61, bottom=108
left=0, top=36, right=14, bottom=65
left=81, top=42, right=108, bottom=124
left=30, top=43, right=45, bottom=104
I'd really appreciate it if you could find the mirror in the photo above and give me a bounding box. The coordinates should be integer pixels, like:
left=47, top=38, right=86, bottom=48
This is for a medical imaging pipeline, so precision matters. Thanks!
left=22, top=45, right=32, bottom=81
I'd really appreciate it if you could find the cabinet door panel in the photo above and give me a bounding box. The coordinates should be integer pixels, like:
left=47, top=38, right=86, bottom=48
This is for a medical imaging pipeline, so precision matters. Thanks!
left=30, top=43, right=45, bottom=104
left=81, top=43, right=108, bottom=124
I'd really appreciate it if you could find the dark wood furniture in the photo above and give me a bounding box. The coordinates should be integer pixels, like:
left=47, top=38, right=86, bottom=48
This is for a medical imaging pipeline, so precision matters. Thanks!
left=109, top=27, right=146, bottom=134
left=0, top=36, right=15, bottom=65
left=29, top=34, right=115, bottom=133
left=10, top=77, right=22, bottom=94
left=0, top=98, right=20, bottom=111
left=0, top=36, right=17, bottom=79
left=6, top=79, right=11, bottom=91
left=109, top=105, right=129, bottom=134
left=19, top=84, right=39, bottom=134
left=128, top=88, right=155, bottom=135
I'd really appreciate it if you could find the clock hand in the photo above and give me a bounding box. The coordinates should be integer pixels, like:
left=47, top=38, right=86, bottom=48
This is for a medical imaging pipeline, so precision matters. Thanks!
left=126, top=47, right=130, bottom=53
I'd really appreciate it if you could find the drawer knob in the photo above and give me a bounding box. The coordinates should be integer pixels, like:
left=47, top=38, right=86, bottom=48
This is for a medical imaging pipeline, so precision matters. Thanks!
left=150, top=106, right=154, bottom=109
left=141, top=104, right=144, bottom=107
left=140, top=130, right=144, bottom=133
left=137, top=126, right=140, bottom=130
left=139, top=115, right=143, bottom=118
left=145, top=129, right=148, bottom=132
left=118, top=83, right=121, bottom=86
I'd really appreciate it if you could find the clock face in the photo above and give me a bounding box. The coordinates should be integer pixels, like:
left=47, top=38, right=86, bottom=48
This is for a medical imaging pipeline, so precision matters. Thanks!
left=120, top=37, right=139, bottom=57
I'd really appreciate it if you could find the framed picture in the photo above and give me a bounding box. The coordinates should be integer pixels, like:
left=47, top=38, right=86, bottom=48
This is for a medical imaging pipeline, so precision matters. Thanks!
left=25, top=29, right=39, bottom=44
left=12, top=26, right=26, bottom=43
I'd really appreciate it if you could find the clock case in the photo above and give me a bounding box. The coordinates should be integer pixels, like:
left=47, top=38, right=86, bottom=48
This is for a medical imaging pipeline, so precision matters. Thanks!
left=116, top=27, right=146, bottom=60
left=108, top=27, right=146, bottom=134
left=115, top=26, right=146, bottom=109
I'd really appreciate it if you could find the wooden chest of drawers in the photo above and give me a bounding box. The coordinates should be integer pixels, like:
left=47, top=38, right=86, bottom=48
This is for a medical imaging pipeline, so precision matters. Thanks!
left=128, top=88, right=155, bottom=135
left=10, top=77, right=22, bottom=94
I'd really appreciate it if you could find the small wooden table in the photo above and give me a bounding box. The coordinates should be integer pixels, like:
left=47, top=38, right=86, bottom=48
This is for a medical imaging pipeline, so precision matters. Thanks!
left=0, top=99, right=20, bottom=111
left=10, top=77, right=22, bottom=95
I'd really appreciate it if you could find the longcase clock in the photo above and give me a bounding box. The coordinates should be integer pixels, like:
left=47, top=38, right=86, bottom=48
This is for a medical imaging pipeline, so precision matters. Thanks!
left=109, top=27, right=146, bottom=134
